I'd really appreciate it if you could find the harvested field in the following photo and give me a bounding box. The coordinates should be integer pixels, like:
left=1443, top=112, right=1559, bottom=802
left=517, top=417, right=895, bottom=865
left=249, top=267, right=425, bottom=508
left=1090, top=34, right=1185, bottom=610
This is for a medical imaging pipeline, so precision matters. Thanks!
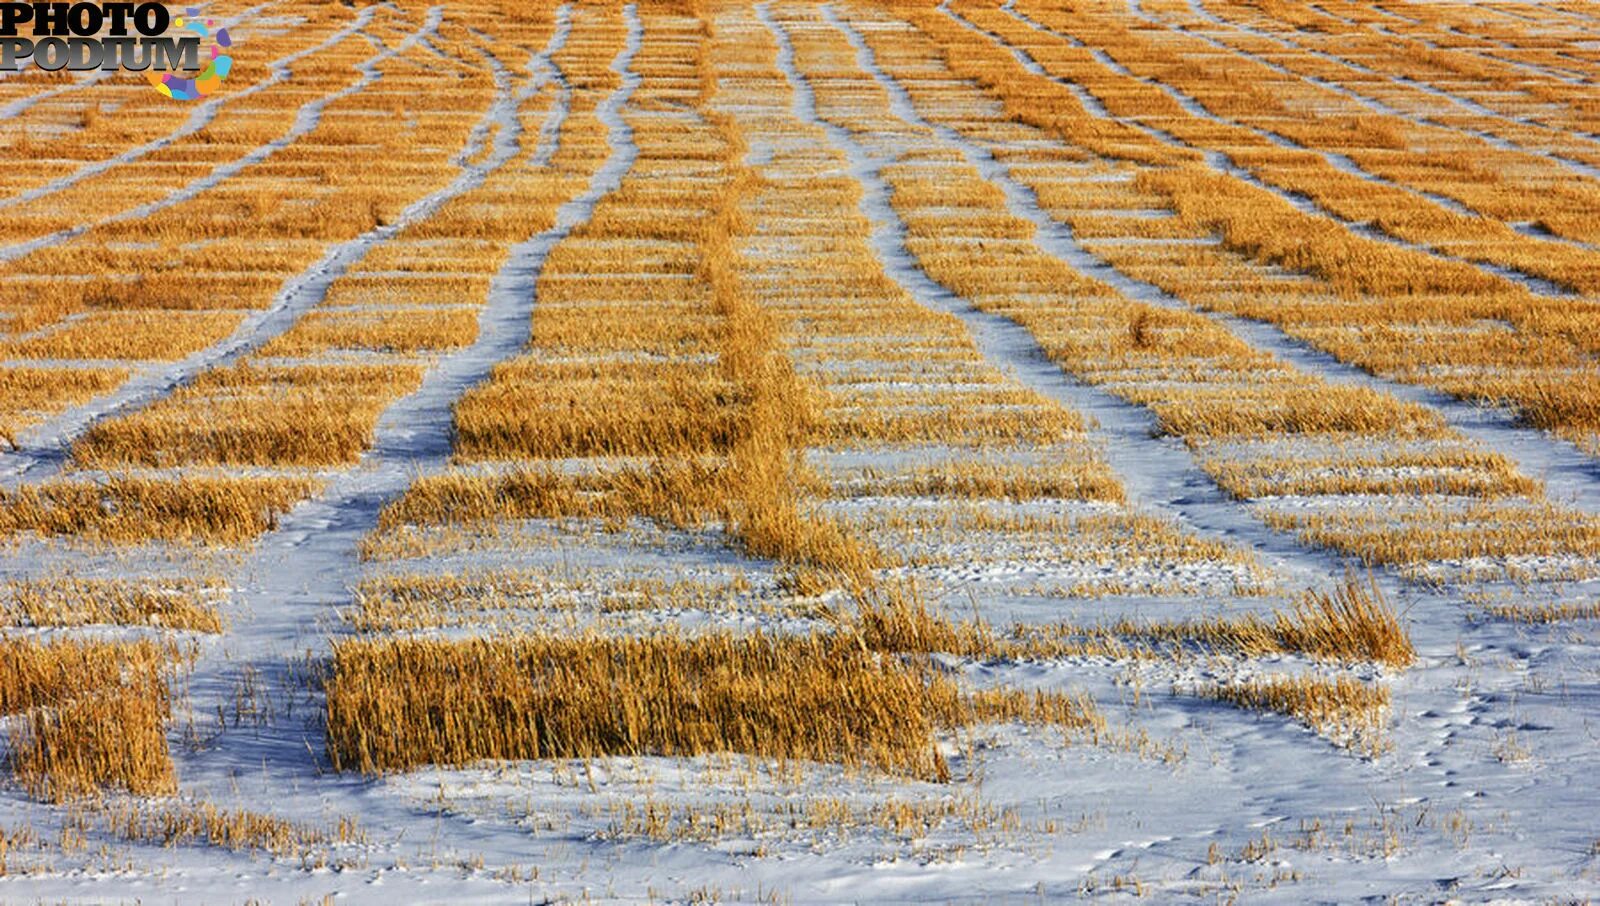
left=0, top=0, right=1597, bottom=900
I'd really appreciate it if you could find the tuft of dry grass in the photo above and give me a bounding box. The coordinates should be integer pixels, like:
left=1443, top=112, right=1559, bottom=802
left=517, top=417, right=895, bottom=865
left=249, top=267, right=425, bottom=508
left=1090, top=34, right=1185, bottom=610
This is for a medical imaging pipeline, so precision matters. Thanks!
left=0, top=639, right=178, bottom=801
left=454, top=360, right=750, bottom=460
left=13, top=675, right=175, bottom=801
left=1262, top=499, right=1600, bottom=572
left=1201, top=675, right=1391, bottom=756
left=345, top=569, right=785, bottom=631
left=372, top=463, right=726, bottom=537
left=71, top=363, right=426, bottom=468
left=0, top=638, right=172, bottom=714
left=856, top=575, right=1411, bottom=666
left=0, top=476, right=318, bottom=544
left=832, top=457, right=1125, bottom=504
left=102, top=799, right=362, bottom=859
left=258, top=308, right=481, bottom=356
left=0, top=311, right=245, bottom=362
left=1271, top=577, right=1414, bottom=668
left=326, top=631, right=1101, bottom=781
left=1201, top=446, right=1539, bottom=499
left=3, top=577, right=224, bottom=632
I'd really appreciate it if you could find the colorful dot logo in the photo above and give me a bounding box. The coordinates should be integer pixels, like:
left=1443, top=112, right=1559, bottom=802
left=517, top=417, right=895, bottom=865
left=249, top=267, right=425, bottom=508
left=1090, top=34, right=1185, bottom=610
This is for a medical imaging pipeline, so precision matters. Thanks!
left=147, top=8, right=231, bottom=100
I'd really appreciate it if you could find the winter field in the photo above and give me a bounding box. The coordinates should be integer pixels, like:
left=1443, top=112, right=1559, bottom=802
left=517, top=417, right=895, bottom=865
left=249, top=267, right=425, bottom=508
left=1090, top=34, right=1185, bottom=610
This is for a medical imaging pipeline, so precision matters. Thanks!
left=1, top=0, right=1599, bottom=901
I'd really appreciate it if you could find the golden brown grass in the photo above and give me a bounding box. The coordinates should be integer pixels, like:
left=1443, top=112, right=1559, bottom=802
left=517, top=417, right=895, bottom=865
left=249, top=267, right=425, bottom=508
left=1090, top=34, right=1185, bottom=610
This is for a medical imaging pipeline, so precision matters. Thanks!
left=595, top=790, right=1025, bottom=848
left=528, top=302, right=724, bottom=356
left=320, top=275, right=493, bottom=310
left=0, top=311, right=245, bottom=362
left=2, top=0, right=623, bottom=507
left=1474, top=599, right=1600, bottom=624
left=1259, top=578, right=1414, bottom=667
left=857, top=575, right=1412, bottom=667
left=1263, top=499, right=1600, bottom=571
left=840, top=82, right=1454, bottom=455
left=326, top=631, right=1100, bottom=781
left=787, top=2, right=1597, bottom=584
left=0, top=2, right=386, bottom=193
left=828, top=456, right=1124, bottom=503
left=258, top=308, right=481, bottom=356
left=0, top=638, right=171, bottom=714
left=347, top=569, right=785, bottom=631
left=431, top=51, right=883, bottom=590
left=818, top=397, right=1088, bottom=447
left=453, top=360, right=748, bottom=460
left=13, top=675, right=175, bottom=801
left=0, top=11, right=512, bottom=339
left=0, top=2, right=577, bottom=508
left=706, top=24, right=1150, bottom=594
left=894, top=2, right=1191, bottom=169
left=702, top=114, right=882, bottom=586
left=1018, top=578, right=1413, bottom=666
left=923, top=0, right=1600, bottom=455
left=0, top=366, right=128, bottom=449
left=12, top=0, right=1577, bottom=819
left=72, top=363, right=426, bottom=468
left=1007, top=0, right=1600, bottom=292
left=0, top=639, right=178, bottom=801
left=1201, top=445, right=1540, bottom=499
left=979, top=2, right=1600, bottom=451
left=102, top=800, right=362, bottom=859
left=372, top=463, right=726, bottom=535
left=0, top=475, right=318, bottom=544
left=3, top=577, right=223, bottom=632
left=368, top=461, right=872, bottom=587
left=1136, top=384, right=1447, bottom=439
left=857, top=504, right=1258, bottom=566
left=1201, top=675, right=1391, bottom=756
